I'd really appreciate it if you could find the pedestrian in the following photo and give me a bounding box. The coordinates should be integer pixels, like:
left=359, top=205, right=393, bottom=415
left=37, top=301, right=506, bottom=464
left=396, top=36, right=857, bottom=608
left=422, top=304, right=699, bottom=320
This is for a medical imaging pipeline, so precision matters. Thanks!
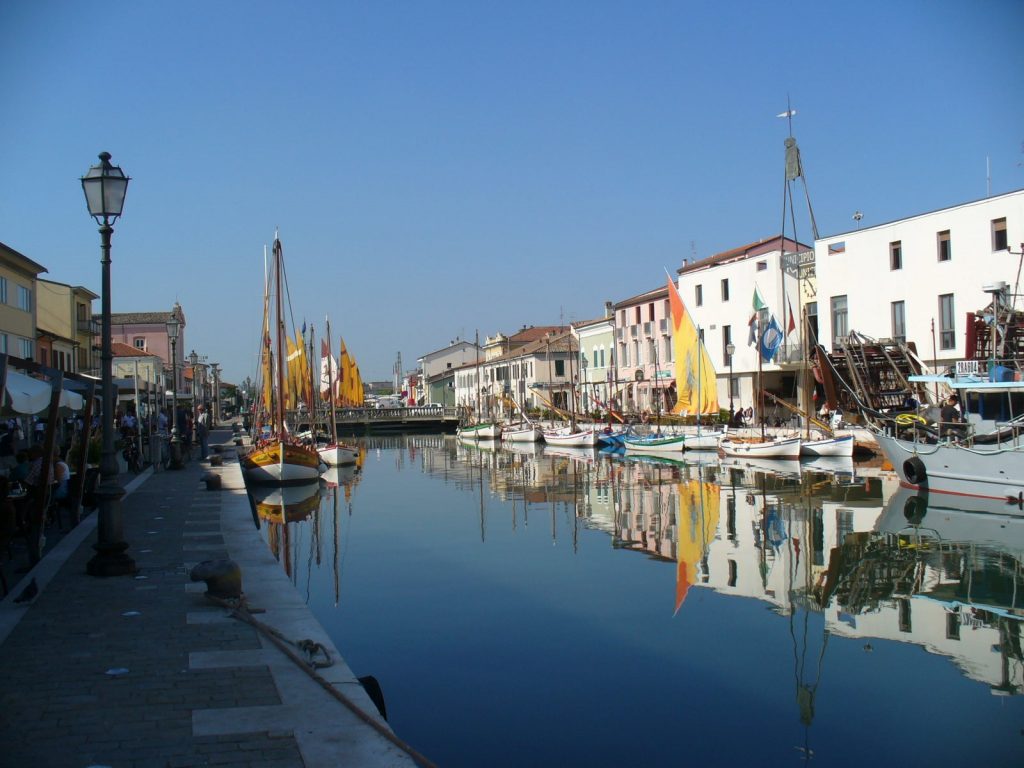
left=196, top=404, right=209, bottom=459
left=0, top=426, right=15, bottom=471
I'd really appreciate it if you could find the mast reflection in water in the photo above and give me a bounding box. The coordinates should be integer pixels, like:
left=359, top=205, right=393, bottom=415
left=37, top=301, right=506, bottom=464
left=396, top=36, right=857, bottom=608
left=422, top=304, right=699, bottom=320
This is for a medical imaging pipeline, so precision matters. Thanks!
left=245, top=435, right=1024, bottom=767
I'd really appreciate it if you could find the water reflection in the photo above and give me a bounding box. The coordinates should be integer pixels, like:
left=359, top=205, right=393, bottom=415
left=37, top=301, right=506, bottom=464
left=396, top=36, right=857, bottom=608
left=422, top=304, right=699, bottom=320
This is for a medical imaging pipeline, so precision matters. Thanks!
left=243, top=435, right=1023, bottom=764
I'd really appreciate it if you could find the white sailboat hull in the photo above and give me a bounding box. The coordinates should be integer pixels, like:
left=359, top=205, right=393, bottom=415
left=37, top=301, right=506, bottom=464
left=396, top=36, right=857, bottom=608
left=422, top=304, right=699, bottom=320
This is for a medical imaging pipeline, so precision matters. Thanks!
left=720, top=436, right=802, bottom=459
left=502, top=424, right=542, bottom=442
left=543, top=430, right=600, bottom=448
left=317, top=443, right=359, bottom=466
left=800, top=434, right=854, bottom=457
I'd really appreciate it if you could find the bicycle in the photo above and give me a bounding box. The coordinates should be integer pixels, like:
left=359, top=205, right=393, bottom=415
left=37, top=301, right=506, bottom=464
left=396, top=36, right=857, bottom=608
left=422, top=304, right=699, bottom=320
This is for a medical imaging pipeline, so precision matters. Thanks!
left=122, top=438, right=143, bottom=474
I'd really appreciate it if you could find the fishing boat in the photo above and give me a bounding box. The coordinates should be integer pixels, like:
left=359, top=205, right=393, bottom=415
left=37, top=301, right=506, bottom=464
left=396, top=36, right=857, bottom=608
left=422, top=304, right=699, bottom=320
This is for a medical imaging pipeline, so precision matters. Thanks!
left=457, top=330, right=501, bottom=441
left=501, top=394, right=542, bottom=442
left=241, top=236, right=322, bottom=485
left=623, top=431, right=685, bottom=455
left=316, top=317, right=359, bottom=466
left=543, top=426, right=600, bottom=448
left=799, top=433, right=854, bottom=457
left=719, top=435, right=802, bottom=459
left=873, top=370, right=1024, bottom=504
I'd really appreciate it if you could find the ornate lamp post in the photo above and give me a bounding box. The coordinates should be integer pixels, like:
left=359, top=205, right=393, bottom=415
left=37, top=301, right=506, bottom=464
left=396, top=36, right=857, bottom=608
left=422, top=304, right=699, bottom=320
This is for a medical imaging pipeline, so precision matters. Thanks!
left=167, top=314, right=183, bottom=469
left=726, top=342, right=736, bottom=421
left=81, top=152, right=134, bottom=577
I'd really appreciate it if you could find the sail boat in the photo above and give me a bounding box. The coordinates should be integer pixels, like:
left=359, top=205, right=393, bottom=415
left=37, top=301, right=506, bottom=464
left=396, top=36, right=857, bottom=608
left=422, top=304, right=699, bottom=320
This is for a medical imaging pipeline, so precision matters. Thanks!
left=542, top=331, right=600, bottom=447
left=457, top=331, right=501, bottom=440
left=317, top=317, right=359, bottom=466
left=241, top=235, right=322, bottom=485
left=625, top=275, right=723, bottom=455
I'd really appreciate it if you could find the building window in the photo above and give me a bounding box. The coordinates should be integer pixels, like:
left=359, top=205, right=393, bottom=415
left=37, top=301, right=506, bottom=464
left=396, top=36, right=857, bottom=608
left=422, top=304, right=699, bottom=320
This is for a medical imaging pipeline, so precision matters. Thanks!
left=0, top=277, right=6, bottom=304
left=633, top=340, right=641, bottom=366
left=133, top=337, right=146, bottom=350
left=620, top=342, right=628, bottom=367
left=695, top=285, right=703, bottom=307
left=19, top=338, right=33, bottom=359
left=663, top=299, right=670, bottom=319
left=937, top=230, right=951, bottom=262
left=890, top=241, right=902, bottom=270
left=663, top=335, right=672, bottom=363
left=756, top=261, right=767, bottom=271
left=634, top=306, right=641, bottom=324
left=831, top=295, right=848, bottom=345
left=620, top=310, right=626, bottom=326
left=992, top=218, right=1008, bottom=251
left=17, top=285, right=31, bottom=312
left=648, top=338, right=656, bottom=365
left=721, top=279, right=730, bottom=302
left=648, top=302, right=655, bottom=322
left=939, top=293, right=955, bottom=350
left=723, top=325, right=733, bottom=365
left=891, top=301, right=906, bottom=344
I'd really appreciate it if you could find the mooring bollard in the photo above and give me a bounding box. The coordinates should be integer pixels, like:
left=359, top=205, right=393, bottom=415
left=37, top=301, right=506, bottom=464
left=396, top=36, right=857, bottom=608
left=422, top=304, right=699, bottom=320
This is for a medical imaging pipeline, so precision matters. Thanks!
left=202, top=472, right=222, bottom=490
left=209, top=454, right=223, bottom=467
left=190, top=559, right=242, bottom=599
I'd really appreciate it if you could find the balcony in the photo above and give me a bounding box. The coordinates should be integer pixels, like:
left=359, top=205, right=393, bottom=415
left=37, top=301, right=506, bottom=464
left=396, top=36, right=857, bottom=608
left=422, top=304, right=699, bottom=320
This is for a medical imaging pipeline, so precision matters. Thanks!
left=76, top=318, right=93, bottom=333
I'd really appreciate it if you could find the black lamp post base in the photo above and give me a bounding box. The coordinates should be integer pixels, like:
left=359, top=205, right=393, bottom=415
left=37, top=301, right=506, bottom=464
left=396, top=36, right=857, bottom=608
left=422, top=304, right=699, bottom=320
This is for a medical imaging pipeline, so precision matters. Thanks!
left=87, top=542, right=136, bottom=577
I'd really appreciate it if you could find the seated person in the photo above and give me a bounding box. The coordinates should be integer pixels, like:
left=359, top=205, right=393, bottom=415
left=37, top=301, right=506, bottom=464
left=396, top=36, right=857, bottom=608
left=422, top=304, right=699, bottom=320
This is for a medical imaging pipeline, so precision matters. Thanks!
left=10, top=450, right=30, bottom=484
left=938, top=395, right=966, bottom=439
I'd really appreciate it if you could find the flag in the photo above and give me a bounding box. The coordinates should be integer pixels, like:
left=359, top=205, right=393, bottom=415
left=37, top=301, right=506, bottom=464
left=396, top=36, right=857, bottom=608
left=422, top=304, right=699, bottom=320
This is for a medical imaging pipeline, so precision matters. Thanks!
left=760, top=315, right=784, bottom=362
left=748, top=285, right=767, bottom=346
left=776, top=108, right=797, bottom=118
left=786, top=296, right=797, bottom=337
left=319, top=338, right=338, bottom=398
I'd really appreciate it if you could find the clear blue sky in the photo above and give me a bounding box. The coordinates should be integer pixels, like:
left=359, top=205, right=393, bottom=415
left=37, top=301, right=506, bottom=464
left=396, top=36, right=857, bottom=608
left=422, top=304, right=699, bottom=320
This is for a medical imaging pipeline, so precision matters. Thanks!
left=1, top=0, right=1022, bottom=385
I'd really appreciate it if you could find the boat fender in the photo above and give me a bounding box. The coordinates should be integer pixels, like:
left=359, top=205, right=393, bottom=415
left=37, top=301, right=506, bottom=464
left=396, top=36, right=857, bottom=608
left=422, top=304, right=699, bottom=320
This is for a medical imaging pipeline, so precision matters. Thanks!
left=903, top=493, right=928, bottom=525
left=903, top=456, right=927, bottom=486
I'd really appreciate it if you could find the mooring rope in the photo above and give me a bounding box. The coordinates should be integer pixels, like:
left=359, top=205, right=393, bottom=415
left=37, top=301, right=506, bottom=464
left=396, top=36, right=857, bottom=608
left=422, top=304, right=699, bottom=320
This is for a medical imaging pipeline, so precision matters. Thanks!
left=207, top=594, right=438, bottom=768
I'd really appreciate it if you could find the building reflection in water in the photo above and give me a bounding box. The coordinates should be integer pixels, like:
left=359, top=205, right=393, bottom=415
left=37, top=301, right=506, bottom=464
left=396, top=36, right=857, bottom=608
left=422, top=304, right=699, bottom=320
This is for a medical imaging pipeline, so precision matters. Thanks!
left=248, top=434, right=1024, bottom=715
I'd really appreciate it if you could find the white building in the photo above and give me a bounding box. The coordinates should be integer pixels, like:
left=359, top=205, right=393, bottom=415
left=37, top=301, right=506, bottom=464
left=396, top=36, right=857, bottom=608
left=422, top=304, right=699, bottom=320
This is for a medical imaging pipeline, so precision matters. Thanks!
left=676, top=235, right=805, bottom=421
left=815, top=189, right=1024, bottom=367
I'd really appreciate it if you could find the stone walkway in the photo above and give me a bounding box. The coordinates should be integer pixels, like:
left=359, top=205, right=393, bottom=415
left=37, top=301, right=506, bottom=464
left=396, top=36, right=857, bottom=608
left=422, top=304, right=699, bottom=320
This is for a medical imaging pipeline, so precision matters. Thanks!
left=0, top=428, right=415, bottom=768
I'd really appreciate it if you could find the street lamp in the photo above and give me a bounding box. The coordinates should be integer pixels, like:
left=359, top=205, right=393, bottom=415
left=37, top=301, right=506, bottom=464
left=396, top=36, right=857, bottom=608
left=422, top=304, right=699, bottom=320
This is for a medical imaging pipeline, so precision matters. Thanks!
left=210, top=363, right=221, bottom=424
left=81, top=151, right=134, bottom=577
left=166, top=313, right=183, bottom=469
left=188, top=349, right=201, bottom=433
left=726, top=342, right=736, bottom=421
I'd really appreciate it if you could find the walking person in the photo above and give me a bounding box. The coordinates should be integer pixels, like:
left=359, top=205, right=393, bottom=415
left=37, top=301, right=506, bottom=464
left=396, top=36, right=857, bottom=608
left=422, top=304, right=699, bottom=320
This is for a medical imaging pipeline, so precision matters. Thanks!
left=196, top=404, right=209, bottom=460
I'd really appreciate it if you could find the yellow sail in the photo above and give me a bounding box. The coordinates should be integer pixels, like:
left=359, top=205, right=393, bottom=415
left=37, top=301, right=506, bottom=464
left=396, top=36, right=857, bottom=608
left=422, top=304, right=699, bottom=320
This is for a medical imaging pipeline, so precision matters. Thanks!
left=337, top=337, right=351, bottom=406
left=668, top=275, right=719, bottom=415
left=674, top=476, right=720, bottom=614
left=353, top=363, right=364, bottom=406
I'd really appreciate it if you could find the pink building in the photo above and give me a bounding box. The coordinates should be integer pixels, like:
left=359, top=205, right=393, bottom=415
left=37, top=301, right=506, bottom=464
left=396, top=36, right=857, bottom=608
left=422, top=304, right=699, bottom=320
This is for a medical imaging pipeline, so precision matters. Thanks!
left=613, top=285, right=674, bottom=415
left=108, top=303, right=187, bottom=393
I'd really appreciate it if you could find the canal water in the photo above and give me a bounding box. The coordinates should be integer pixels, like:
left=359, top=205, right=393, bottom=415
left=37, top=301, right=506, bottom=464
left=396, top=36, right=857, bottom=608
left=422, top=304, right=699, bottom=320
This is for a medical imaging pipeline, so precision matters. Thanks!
left=248, top=436, right=1024, bottom=767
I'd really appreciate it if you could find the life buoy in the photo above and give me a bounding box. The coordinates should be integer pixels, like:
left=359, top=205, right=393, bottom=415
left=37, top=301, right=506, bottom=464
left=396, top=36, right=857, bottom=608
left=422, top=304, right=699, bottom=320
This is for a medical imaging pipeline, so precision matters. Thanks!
left=895, top=413, right=927, bottom=427
left=903, top=456, right=928, bottom=486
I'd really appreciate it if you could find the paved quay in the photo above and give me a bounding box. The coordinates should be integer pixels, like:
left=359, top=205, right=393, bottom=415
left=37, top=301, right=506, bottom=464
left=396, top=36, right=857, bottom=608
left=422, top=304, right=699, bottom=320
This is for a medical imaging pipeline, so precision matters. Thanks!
left=0, top=428, right=417, bottom=768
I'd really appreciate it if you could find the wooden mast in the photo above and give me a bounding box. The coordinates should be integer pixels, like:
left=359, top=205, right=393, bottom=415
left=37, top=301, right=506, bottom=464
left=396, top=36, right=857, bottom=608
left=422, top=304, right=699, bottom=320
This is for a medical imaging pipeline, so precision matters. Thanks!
left=324, top=317, right=340, bottom=447
left=273, top=236, right=286, bottom=437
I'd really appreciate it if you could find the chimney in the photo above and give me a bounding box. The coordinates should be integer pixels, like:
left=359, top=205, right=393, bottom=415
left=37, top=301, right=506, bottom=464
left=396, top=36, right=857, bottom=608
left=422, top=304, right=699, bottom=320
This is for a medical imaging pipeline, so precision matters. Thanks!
left=604, top=301, right=613, bottom=318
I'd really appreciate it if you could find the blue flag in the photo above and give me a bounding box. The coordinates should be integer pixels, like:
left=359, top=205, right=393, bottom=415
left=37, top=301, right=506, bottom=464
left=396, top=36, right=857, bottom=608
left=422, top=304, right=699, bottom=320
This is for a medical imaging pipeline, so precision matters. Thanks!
left=760, top=315, right=783, bottom=362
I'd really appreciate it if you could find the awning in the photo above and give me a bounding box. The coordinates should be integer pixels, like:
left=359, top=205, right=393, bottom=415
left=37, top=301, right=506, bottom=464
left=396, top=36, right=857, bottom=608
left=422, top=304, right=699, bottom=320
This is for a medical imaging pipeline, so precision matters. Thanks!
left=4, top=370, right=85, bottom=414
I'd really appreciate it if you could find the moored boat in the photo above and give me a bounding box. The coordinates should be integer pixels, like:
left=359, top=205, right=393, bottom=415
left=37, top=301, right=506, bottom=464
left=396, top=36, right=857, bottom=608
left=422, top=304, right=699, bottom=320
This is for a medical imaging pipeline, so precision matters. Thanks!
left=458, top=422, right=502, bottom=440
left=242, top=235, right=321, bottom=486
left=719, top=435, right=802, bottom=459
left=800, top=434, right=854, bottom=457
left=543, top=428, right=600, bottom=448
left=502, top=423, right=542, bottom=442
left=623, top=433, right=685, bottom=455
